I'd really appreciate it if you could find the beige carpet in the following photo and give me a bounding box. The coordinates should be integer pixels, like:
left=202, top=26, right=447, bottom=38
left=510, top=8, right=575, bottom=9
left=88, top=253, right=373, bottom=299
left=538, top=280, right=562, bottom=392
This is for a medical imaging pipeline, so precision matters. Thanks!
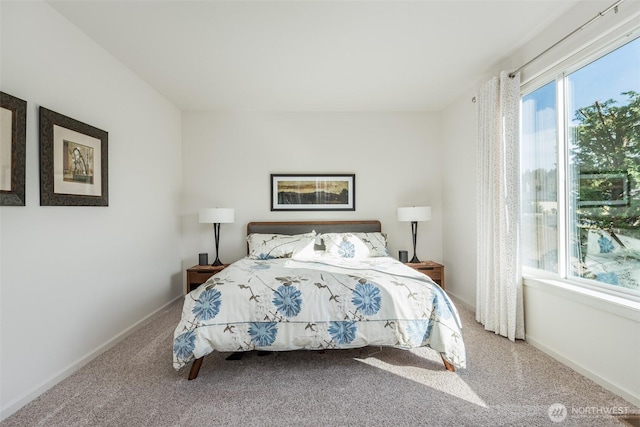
left=2, top=297, right=637, bottom=426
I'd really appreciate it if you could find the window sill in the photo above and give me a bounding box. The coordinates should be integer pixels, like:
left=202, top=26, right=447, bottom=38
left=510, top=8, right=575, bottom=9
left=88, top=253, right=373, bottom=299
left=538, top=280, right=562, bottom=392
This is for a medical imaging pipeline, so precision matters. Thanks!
left=523, top=275, right=640, bottom=322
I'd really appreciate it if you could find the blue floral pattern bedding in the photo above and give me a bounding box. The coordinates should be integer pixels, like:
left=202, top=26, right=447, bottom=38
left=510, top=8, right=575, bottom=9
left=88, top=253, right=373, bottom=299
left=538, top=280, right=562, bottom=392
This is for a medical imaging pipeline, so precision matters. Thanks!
left=173, top=257, right=466, bottom=370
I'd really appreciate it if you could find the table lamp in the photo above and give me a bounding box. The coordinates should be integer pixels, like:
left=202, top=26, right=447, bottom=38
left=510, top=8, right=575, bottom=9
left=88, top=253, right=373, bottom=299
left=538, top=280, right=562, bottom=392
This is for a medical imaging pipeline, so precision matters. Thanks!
left=397, top=206, right=431, bottom=263
left=199, top=208, right=235, bottom=266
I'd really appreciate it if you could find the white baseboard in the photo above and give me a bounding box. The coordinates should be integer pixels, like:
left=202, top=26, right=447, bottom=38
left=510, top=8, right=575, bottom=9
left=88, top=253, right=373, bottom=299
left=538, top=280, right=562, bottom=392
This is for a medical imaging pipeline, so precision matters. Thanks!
left=0, top=296, right=183, bottom=421
left=526, top=335, right=640, bottom=408
left=446, top=291, right=475, bottom=312
left=447, top=289, right=639, bottom=407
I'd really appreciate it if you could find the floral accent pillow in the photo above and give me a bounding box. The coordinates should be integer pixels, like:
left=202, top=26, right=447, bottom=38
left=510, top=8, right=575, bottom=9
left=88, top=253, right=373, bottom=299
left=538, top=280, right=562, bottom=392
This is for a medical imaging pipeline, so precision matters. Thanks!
left=247, top=232, right=316, bottom=260
left=321, top=232, right=389, bottom=258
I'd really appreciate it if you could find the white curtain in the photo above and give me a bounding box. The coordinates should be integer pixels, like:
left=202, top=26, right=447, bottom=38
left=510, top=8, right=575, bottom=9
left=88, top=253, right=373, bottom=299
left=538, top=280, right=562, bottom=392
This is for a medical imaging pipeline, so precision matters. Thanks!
left=476, top=70, right=525, bottom=341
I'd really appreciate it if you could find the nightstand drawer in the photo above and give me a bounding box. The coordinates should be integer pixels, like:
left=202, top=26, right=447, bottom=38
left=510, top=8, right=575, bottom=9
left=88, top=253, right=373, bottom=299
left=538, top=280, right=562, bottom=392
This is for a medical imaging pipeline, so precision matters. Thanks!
left=415, top=266, right=442, bottom=281
left=189, top=271, right=217, bottom=284
left=186, top=264, right=229, bottom=293
left=405, top=261, right=445, bottom=290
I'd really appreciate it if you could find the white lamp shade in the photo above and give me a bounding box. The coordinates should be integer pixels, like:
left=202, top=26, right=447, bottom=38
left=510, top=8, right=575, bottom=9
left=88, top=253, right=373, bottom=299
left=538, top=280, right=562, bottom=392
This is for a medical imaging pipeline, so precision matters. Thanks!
left=397, top=206, right=431, bottom=222
left=199, top=208, right=235, bottom=224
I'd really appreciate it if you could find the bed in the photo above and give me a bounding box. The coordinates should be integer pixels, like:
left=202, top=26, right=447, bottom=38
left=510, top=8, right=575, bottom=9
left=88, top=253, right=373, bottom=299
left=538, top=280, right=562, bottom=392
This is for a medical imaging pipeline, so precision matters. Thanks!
left=173, top=220, right=466, bottom=379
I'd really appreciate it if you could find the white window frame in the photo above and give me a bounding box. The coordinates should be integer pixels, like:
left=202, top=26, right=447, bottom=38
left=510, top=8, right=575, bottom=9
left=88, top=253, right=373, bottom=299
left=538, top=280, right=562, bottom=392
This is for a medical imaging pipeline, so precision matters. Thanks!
left=520, top=23, right=640, bottom=303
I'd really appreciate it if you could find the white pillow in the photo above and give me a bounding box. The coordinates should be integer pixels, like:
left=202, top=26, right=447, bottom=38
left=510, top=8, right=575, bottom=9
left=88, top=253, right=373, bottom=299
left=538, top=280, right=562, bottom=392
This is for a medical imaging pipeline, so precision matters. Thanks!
left=321, top=232, right=389, bottom=258
left=247, top=231, right=316, bottom=259
left=290, top=236, right=319, bottom=260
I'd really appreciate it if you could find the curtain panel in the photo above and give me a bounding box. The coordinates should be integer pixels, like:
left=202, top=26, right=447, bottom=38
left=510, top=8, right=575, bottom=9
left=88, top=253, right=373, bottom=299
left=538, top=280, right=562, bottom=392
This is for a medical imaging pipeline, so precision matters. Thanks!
left=476, top=71, right=525, bottom=341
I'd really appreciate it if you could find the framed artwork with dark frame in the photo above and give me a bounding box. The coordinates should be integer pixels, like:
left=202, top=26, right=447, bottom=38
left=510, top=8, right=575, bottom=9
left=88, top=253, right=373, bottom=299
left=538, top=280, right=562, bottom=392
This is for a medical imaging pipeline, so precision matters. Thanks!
left=0, top=92, right=27, bottom=206
left=271, top=174, right=355, bottom=211
left=39, top=107, right=108, bottom=206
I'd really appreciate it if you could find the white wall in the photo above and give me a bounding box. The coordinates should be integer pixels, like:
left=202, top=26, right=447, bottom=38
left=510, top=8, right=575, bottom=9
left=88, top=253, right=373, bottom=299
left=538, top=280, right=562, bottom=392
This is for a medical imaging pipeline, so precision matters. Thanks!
left=182, top=112, right=443, bottom=270
left=441, top=93, right=477, bottom=308
left=523, top=279, right=640, bottom=406
left=0, top=1, right=183, bottom=418
left=441, top=0, right=640, bottom=406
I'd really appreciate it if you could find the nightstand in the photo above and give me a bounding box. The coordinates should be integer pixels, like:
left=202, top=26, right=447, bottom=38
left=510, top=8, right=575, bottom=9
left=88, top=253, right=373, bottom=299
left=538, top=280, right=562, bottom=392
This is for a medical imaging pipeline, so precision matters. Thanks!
left=405, top=261, right=445, bottom=290
left=186, top=264, right=228, bottom=294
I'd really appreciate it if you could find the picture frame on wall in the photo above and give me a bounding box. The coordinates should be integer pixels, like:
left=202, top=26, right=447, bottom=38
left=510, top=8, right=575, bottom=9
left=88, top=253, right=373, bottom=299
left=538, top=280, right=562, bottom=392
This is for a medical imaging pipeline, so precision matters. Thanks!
left=39, top=107, right=109, bottom=206
left=271, top=174, right=355, bottom=211
left=0, top=91, right=27, bottom=206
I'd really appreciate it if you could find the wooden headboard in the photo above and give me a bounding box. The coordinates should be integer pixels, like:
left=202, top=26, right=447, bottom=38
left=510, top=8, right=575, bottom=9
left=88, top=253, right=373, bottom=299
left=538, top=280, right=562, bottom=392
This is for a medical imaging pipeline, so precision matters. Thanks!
left=247, top=220, right=381, bottom=236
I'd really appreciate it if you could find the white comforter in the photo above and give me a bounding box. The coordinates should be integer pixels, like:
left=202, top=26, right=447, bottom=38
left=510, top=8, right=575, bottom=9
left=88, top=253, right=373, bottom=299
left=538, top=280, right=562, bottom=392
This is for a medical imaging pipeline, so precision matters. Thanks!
left=173, top=256, right=466, bottom=370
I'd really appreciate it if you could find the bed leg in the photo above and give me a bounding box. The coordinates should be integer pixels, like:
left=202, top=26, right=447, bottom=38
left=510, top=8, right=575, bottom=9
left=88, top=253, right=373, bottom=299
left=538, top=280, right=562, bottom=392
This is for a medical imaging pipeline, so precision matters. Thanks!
left=188, top=357, right=204, bottom=380
left=441, top=356, right=455, bottom=372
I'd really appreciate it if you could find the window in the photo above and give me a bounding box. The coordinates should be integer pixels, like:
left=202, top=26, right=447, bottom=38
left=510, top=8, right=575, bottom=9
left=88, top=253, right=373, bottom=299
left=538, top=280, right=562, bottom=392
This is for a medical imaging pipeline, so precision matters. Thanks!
left=521, top=35, right=640, bottom=297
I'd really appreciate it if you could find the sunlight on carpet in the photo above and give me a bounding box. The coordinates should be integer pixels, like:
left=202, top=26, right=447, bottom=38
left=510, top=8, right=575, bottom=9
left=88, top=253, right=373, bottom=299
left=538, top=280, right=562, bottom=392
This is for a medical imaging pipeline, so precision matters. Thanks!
left=353, top=354, right=488, bottom=408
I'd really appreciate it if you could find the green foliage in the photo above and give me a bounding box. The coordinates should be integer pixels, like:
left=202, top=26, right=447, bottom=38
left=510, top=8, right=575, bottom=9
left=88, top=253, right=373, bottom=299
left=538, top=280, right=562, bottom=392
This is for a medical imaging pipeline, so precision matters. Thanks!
left=573, top=91, right=640, bottom=237
left=573, top=91, right=640, bottom=172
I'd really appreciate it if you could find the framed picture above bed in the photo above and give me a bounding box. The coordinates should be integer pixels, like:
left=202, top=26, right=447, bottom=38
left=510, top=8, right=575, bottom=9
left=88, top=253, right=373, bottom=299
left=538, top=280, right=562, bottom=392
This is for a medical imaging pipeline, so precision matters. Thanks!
left=39, top=107, right=108, bottom=206
left=271, top=174, right=355, bottom=211
left=0, top=91, right=27, bottom=206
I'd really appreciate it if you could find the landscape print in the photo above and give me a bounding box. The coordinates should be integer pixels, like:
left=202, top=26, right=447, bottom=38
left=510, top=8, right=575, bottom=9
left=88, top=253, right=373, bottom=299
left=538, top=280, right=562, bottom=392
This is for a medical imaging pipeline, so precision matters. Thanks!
left=272, top=174, right=355, bottom=211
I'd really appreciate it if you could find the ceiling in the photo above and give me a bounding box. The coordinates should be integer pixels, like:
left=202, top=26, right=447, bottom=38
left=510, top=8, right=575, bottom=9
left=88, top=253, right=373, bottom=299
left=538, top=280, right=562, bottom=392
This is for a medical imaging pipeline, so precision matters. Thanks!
left=48, top=0, right=580, bottom=112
